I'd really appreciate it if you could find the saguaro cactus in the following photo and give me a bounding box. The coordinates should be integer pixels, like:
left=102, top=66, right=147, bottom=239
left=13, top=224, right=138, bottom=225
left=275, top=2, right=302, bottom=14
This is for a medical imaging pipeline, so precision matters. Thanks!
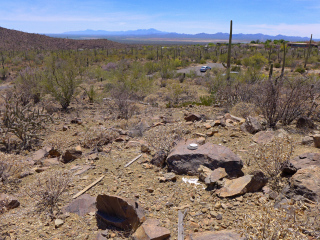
left=227, top=20, right=233, bottom=81
left=304, top=34, right=313, bottom=68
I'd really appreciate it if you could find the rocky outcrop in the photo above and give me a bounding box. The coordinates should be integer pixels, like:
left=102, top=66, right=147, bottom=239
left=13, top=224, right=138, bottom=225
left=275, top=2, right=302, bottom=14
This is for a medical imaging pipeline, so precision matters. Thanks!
left=167, top=140, right=243, bottom=176
left=96, top=195, right=145, bottom=231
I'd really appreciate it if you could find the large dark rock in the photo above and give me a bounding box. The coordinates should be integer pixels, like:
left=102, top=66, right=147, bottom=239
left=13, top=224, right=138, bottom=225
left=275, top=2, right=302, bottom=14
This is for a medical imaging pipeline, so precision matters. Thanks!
left=167, top=139, right=243, bottom=176
left=240, top=116, right=263, bottom=134
left=62, top=194, right=96, bottom=216
left=216, top=171, right=268, bottom=198
left=283, top=152, right=320, bottom=175
left=186, top=230, right=245, bottom=240
left=133, top=219, right=170, bottom=240
left=96, top=195, right=145, bottom=231
left=290, top=166, right=320, bottom=202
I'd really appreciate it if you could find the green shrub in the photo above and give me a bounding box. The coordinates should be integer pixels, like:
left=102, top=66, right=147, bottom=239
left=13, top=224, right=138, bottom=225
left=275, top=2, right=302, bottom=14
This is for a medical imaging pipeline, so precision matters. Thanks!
left=294, top=66, right=306, bottom=74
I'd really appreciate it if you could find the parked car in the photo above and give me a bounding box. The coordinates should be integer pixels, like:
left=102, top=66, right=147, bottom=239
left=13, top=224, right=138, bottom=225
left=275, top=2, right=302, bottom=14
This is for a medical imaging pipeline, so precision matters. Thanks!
left=200, top=66, right=211, bottom=72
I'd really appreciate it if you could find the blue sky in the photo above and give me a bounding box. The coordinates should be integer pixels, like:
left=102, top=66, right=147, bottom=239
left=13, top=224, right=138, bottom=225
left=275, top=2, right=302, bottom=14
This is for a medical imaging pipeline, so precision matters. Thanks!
left=1, top=0, right=320, bottom=38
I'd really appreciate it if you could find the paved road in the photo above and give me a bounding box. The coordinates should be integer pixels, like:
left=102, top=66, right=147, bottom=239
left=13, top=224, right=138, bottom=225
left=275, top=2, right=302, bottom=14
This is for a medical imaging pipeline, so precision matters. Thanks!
left=177, top=63, right=224, bottom=75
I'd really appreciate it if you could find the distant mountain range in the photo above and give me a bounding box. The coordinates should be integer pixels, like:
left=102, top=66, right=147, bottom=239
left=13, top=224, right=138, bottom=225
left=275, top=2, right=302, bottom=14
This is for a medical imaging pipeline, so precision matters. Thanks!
left=58, top=28, right=318, bottom=42
left=0, top=26, right=125, bottom=51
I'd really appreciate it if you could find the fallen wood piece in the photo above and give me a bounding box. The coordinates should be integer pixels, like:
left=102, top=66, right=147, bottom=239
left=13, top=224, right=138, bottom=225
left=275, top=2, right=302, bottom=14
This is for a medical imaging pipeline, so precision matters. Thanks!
left=72, top=175, right=105, bottom=199
left=178, top=209, right=188, bottom=240
left=124, top=154, right=142, bottom=168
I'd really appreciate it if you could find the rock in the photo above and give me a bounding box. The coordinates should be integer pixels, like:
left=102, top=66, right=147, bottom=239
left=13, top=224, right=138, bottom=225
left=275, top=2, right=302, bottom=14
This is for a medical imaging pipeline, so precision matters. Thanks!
left=167, top=139, right=243, bottom=177
left=185, top=114, right=201, bottom=122
left=96, top=232, right=108, bottom=240
left=88, top=153, right=99, bottom=160
left=74, top=165, right=92, bottom=176
left=42, top=158, right=60, bottom=166
left=141, top=144, right=150, bottom=153
left=209, top=168, right=228, bottom=183
left=290, top=166, right=320, bottom=202
left=204, top=123, right=211, bottom=129
left=163, top=173, right=176, bottom=182
left=198, top=165, right=213, bottom=182
left=62, top=125, right=68, bottom=131
left=225, top=119, right=234, bottom=127
left=282, top=152, right=320, bottom=175
left=61, top=149, right=82, bottom=163
left=62, top=194, right=96, bottom=216
left=313, top=134, right=320, bottom=148
left=211, top=120, right=221, bottom=127
left=301, top=136, right=313, bottom=145
left=48, top=148, right=61, bottom=158
left=197, top=137, right=206, bottom=145
left=132, top=218, right=170, bottom=240
left=96, top=195, right=145, bottom=231
left=0, top=194, right=20, bottom=210
left=296, top=117, right=315, bottom=129
left=186, top=230, right=244, bottom=240
left=55, top=219, right=64, bottom=228
left=33, top=147, right=51, bottom=161
left=240, top=116, right=262, bottom=134
left=252, top=131, right=275, bottom=144
left=230, top=115, right=245, bottom=122
left=71, top=118, right=82, bottom=124
left=150, top=150, right=167, bottom=168
left=216, top=171, right=268, bottom=198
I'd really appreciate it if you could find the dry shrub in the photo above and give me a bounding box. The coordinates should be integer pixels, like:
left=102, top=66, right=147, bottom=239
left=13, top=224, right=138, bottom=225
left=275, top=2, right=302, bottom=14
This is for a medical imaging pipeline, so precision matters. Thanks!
left=230, top=102, right=258, bottom=118
left=0, top=92, right=52, bottom=151
left=80, top=127, right=118, bottom=149
left=249, top=136, right=293, bottom=192
left=0, top=153, right=23, bottom=186
left=107, top=86, right=138, bottom=120
left=236, top=200, right=318, bottom=239
left=255, top=76, right=320, bottom=128
left=27, top=171, right=72, bottom=215
left=144, top=124, right=184, bottom=154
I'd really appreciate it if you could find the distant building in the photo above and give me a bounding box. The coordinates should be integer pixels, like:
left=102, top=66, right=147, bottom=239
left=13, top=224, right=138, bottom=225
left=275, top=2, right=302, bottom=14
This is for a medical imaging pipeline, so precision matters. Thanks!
left=287, top=42, right=318, bottom=48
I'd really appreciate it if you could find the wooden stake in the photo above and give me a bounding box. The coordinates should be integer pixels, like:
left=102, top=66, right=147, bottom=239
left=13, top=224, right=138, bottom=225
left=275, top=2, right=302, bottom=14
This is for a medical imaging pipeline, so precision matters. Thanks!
left=124, top=154, right=142, bottom=168
left=72, top=175, right=105, bottom=199
left=178, top=209, right=188, bottom=240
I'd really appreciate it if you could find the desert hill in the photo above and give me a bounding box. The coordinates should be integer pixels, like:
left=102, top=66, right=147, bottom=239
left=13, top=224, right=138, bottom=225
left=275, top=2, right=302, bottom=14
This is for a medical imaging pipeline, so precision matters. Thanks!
left=0, top=27, right=126, bottom=51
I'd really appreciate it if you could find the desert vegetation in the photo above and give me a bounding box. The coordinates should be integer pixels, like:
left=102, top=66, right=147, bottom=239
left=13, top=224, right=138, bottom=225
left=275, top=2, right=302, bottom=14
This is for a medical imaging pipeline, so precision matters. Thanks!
left=0, top=26, right=320, bottom=239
